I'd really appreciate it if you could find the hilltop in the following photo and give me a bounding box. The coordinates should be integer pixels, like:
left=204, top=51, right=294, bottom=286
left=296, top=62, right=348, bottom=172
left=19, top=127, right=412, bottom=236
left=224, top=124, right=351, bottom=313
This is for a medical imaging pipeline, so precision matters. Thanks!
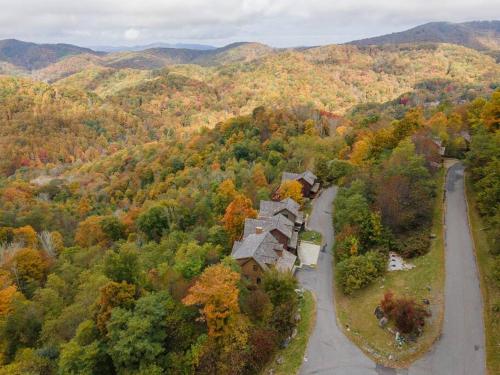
left=349, top=21, right=500, bottom=51
left=0, top=39, right=102, bottom=70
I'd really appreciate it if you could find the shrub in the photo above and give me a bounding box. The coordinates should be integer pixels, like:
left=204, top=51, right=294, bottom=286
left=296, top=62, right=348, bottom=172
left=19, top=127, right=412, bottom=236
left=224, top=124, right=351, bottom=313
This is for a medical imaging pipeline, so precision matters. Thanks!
left=247, top=328, right=278, bottom=372
left=336, top=251, right=386, bottom=295
left=334, top=225, right=360, bottom=262
left=327, top=159, right=354, bottom=184
left=396, top=230, right=431, bottom=258
left=380, top=292, right=431, bottom=334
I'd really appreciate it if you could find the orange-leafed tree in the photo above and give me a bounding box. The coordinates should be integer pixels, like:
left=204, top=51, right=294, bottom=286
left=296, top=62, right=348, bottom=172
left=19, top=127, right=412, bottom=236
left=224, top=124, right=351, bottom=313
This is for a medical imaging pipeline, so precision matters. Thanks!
left=350, top=138, right=371, bottom=166
left=96, top=281, right=136, bottom=334
left=0, top=271, right=18, bottom=316
left=5, top=248, right=48, bottom=292
left=77, top=197, right=91, bottom=217
left=183, top=263, right=241, bottom=337
left=222, top=194, right=257, bottom=242
left=74, top=216, right=106, bottom=247
left=251, top=164, right=268, bottom=188
left=277, top=180, right=303, bottom=205
left=481, top=90, right=500, bottom=131
left=184, top=264, right=250, bottom=374
left=12, top=226, right=38, bottom=248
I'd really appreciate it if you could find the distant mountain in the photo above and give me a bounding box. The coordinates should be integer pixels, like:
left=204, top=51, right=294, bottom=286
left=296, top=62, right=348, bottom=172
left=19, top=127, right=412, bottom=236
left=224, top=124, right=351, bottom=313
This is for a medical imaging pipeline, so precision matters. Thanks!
left=349, top=21, right=500, bottom=51
left=85, top=42, right=274, bottom=70
left=0, top=40, right=273, bottom=75
left=91, top=42, right=217, bottom=53
left=0, top=39, right=102, bottom=70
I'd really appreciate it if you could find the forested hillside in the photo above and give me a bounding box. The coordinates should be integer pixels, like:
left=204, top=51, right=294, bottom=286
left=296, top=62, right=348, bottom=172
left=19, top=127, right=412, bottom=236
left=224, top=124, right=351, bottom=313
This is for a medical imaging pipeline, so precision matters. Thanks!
left=1, top=42, right=498, bottom=177
left=0, top=51, right=498, bottom=372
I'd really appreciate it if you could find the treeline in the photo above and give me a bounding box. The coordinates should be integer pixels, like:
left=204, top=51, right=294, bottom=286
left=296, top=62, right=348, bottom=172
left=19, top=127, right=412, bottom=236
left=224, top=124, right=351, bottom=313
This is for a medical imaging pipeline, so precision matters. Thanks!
left=466, top=91, right=500, bottom=254
left=330, top=111, right=438, bottom=294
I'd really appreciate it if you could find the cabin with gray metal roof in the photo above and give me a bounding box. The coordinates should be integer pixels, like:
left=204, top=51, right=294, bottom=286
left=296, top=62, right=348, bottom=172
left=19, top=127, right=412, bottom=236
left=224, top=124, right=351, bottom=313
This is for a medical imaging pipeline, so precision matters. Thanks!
left=281, top=170, right=320, bottom=197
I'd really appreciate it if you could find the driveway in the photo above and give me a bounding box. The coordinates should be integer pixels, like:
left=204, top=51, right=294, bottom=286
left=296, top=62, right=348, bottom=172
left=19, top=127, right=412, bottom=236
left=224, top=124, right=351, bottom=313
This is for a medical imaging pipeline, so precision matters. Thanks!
left=297, top=187, right=382, bottom=375
left=297, top=164, right=486, bottom=375
left=298, top=241, right=321, bottom=267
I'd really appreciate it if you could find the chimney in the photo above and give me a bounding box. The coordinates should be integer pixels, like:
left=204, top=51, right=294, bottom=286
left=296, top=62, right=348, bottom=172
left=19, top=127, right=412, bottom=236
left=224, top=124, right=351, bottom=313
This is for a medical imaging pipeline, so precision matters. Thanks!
left=255, top=226, right=263, bottom=234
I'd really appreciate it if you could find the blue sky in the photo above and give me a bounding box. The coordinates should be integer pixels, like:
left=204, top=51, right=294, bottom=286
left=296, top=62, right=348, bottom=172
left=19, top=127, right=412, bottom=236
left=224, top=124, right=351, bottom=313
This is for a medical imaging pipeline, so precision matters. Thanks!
left=1, top=0, right=499, bottom=47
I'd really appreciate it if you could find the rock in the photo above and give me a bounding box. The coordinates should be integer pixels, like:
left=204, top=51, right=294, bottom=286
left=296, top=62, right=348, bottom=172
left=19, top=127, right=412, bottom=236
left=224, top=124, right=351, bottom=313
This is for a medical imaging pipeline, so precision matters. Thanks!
left=395, top=331, right=405, bottom=346
left=379, top=317, right=388, bottom=327
left=430, top=233, right=437, bottom=239
left=427, top=285, right=432, bottom=291
left=374, top=305, right=384, bottom=319
left=291, top=328, right=298, bottom=339
left=423, top=298, right=430, bottom=305
left=281, top=337, right=291, bottom=349
left=295, top=313, right=302, bottom=322
left=276, top=356, right=284, bottom=365
left=388, top=355, right=394, bottom=361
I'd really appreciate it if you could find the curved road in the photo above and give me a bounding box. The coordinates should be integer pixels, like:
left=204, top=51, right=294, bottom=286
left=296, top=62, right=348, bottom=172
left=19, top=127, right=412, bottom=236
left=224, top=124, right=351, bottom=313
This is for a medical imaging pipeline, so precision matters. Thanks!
left=409, top=163, right=485, bottom=375
left=297, top=163, right=485, bottom=375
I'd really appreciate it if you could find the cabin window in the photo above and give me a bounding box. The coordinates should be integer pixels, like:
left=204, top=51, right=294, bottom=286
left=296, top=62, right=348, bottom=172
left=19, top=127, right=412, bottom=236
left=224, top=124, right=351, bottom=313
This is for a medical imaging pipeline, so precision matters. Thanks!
left=256, top=277, right=261, bottom=284
left=253, top=265, right=258, bottom=271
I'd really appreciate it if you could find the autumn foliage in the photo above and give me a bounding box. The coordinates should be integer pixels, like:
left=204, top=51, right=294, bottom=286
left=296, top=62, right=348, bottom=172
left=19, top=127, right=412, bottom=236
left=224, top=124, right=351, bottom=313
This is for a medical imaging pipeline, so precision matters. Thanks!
left=183, top=264, right=241, bottom=337
left=381, top=291, right=431, bottom=334
left=276, top=180, right=304, bottom=205
left=222, top=194, right=257, bottom=242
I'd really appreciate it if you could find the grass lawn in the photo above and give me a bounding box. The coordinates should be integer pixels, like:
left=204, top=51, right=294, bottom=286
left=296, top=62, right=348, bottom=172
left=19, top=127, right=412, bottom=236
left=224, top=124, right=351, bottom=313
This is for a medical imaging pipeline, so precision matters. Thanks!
left=465, top=177, right=500, bottom=375
left=334, top=168, right=446, bottom=368
left=300, top=230, right=322, bottom=245
left=262, top=291, right=316, bottom=375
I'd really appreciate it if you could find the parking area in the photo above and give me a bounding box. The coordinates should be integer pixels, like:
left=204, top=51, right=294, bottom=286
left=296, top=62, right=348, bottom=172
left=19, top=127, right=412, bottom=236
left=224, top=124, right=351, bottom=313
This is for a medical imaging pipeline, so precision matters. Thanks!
left=298, top=241, right=321, bottom=267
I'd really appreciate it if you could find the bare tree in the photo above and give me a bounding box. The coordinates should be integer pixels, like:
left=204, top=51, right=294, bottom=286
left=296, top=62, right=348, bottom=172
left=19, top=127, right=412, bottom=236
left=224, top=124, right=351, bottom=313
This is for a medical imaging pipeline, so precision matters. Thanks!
left=38, top=231, right=57, bottom=259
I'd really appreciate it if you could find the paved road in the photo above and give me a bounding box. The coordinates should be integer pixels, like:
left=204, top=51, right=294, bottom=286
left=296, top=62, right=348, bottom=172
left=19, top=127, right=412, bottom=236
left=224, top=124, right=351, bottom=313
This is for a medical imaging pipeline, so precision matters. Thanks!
left=297, top=187, right=382, bottom=375
left=297, top=164, right=486, bottom=375
left=409, top=162, right=485, bottom=375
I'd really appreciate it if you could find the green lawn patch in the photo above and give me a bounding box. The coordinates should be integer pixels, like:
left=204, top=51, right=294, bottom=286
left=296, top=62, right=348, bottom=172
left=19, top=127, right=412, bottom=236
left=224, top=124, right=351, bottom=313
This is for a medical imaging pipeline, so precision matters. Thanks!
left=334, top=167, right=446, bottom=367
left=300, top=230, right=322, bottom=246
left=465, top=176, right=500, bottom=375
left=262, top=290, right=316, bottom=375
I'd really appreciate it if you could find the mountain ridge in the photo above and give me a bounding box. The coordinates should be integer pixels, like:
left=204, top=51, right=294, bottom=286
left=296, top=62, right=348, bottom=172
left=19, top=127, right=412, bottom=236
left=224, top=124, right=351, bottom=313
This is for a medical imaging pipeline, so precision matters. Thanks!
left=0, top=38, right=103, bottom=70
left=1, top=21, right=499, bottom=73
left=348, top=21, right=500, bottom=51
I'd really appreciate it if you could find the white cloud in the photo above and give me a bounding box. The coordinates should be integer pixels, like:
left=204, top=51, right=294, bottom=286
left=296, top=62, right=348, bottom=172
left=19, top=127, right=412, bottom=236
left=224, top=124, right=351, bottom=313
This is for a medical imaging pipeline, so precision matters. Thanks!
left=124, top=28, right=140, bottom=41
left=0, top=0, right=498, bottom=47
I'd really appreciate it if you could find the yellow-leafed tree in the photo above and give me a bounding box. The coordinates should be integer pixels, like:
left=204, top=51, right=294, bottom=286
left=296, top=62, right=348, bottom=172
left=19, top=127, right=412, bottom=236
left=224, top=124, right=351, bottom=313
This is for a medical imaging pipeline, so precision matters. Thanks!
left=277, top=180, right=304, bottom=205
